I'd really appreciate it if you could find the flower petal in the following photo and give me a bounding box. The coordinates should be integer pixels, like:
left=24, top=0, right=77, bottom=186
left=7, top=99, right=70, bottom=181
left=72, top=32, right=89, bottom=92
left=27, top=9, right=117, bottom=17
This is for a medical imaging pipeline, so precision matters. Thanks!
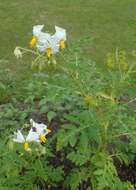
left=12, top=130, right=25, bottom=143
left=26, top=128, right=40, bottom=142
left=36, top=31, right=51, bottom=52
left=30, top=119, right=48, bottom=135
left=33, top=25, right=44, bottom=37
left=53, top=26, right=66, bottom=41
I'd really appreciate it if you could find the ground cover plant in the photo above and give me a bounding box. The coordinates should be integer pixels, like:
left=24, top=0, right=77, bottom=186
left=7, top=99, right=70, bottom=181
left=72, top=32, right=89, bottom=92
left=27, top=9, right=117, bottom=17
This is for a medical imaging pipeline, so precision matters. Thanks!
left=0, top=0, right=136, bottom=190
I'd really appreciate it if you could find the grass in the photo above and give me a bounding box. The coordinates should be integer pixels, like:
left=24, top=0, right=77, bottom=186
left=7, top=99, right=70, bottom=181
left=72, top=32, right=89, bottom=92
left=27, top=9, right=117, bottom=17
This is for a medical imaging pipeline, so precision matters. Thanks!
left=0, top=0, right=136, bottom=101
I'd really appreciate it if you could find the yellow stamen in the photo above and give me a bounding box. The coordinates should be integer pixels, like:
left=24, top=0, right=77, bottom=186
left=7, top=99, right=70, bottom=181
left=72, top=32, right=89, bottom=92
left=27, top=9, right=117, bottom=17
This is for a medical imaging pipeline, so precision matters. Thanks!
left=59, top=39, right=65, bottom=49
left=39, top=134, right=46, bottom=143
left=24, top=142, right=29, bottom=151
left=46, top=48, right=52, bottom=59
left=47, top=129, right=51, bottom=133
left=30, top=36, right=37, bottom=48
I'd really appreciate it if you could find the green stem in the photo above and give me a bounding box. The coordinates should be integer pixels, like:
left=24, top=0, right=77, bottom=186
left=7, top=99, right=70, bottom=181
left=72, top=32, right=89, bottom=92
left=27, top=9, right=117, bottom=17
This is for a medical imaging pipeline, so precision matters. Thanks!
left=17, top=46, right=39, bottom=55
left=59, top=65, right=86, bottom=97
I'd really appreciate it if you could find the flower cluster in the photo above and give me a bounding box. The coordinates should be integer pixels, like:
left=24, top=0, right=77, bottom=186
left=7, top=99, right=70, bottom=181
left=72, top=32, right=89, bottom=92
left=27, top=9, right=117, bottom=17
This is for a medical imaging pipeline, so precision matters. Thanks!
left=30, top=25, right=66, bottom=59
left=12, top=119, right=51, bottom=151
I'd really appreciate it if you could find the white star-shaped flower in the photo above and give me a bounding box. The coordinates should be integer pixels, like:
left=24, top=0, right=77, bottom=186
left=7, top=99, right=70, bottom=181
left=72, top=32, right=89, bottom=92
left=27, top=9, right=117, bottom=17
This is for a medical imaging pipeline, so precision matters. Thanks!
left=12, top=129, right=39, bottom=151
left=30, top=119, right=51, bottom=143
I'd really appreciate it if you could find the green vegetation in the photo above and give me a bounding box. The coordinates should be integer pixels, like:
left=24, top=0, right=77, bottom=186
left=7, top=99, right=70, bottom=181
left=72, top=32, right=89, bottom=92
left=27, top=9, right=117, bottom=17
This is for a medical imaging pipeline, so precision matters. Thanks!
left=0, top=0, right=136, bottom=190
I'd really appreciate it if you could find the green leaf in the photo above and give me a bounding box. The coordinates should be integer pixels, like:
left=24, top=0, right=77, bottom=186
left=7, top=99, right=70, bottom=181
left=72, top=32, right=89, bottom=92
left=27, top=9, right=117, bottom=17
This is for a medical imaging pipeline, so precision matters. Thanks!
left=67, top=150, right=89, bottom=166
left=69, top=135, right=77, bottom=147
left=47, top=111, right=56, bottom=122
left=65, top=170, right=80, bottom=190
left=93, top=169, right=104, bottom=176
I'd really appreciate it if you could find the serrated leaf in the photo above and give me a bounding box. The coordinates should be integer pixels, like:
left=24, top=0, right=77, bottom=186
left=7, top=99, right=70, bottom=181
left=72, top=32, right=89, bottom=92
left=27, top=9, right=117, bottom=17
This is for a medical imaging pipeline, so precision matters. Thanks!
left=67, top=150, right=89, bottom=166
left=65, top=171, right=80, bottom=190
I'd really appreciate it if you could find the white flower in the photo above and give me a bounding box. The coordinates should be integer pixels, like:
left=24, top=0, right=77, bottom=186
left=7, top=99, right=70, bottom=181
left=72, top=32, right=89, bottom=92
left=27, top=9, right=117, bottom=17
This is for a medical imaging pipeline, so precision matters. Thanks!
left=12, top=129, right=39, bottom=151
left=26, top=128, right=39, bottom=142
left=13, top=129, right=39, bottom=143
left=30, top=25, right=66, bottom=56
left=35, top=25, right=66, bottom=53
left=30, top=119, right=51, bottom=135
left=36, top=31, right=59, bottom=55
left=13, top=130, right=25, bottom=143
left=52, top=26, right=66, bottom=50
left=30, top=119, right=51, bottom=143
left=14, top=47, right=22, bottom=59
left=30, top=25, right=44, bottom=48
